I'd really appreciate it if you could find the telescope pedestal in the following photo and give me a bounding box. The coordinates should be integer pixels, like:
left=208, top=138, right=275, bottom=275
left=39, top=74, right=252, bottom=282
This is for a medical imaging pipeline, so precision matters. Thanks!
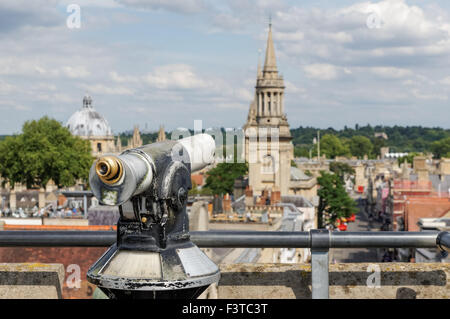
left=87, top=243, right=220, bottom=299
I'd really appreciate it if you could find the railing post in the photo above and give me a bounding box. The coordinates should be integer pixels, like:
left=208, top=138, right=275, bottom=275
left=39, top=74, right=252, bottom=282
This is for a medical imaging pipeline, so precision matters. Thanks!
left=310, top=229, right=330, bottom=299
left=83, top=194, right=88, bottom=219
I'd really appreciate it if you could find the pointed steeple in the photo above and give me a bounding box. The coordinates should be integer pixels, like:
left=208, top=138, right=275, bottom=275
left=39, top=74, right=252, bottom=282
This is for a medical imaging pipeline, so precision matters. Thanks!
left=157, top=125, right=166, bottom=142
left=257, top=49, right=262, bottom=78
left=263, top=23, right=277, bottom=73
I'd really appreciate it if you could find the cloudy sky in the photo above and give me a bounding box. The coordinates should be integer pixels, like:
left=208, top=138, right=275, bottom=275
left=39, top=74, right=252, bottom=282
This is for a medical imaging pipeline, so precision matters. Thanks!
left=1, top=0, right=450, bottom=135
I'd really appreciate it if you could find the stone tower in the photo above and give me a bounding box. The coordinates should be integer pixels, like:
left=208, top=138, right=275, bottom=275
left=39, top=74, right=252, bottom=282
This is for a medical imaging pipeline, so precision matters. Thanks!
left=116, top=135, right=122, bottom=153
left=157, top=125, right=166, bottom=142
left=244, top=24, right=294, bottom=195
left=128, top=125, right=143, bottom=149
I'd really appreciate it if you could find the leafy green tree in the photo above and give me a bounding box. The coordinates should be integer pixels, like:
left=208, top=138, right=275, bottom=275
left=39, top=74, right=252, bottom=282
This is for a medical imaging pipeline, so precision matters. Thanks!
left=289, top=125, right=450, bottom=156
left=204, top=162, right=248, bottom=195
left=320, top=134, right=350, bottom=159
left=397, top=152, right=420, bottom=166
left=348, top=135, right=373, bottom=158
left=329, top=162, right=355, bottom=181
left=431, top=137, right=450, bottom=159
left=0, top=117, right=92, bottom=189
left=189, top=180, right=199, bottom=196
left=317, top=171, right=357, bottom=228
left=294, top=145, right=310, bottom=158
left=372, top=137, right=386, bottom=158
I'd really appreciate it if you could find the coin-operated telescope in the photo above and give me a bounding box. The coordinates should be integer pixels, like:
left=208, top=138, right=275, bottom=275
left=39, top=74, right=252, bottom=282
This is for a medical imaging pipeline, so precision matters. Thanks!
left=87, top=134, right=220, bottom=299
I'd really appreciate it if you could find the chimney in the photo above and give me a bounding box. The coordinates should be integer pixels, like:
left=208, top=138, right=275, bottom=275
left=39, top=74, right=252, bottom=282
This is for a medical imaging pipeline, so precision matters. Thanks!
left=270, top=186, right=281, bottom=205
left=244, top=186, right=254, bottom=207
left=223, top=193, right=232, bottom=213
left=413, top=156, right=427, bottom=173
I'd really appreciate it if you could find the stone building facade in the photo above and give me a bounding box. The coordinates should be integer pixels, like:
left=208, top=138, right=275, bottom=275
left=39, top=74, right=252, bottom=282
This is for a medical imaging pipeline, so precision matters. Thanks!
left=244, top=24, right=294, bottom=196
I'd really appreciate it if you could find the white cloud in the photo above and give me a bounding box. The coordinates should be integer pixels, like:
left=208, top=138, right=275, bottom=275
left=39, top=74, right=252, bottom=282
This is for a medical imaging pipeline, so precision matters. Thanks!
left=0, top=0, right=60, bottom=34
left=1, top=0, right=450, bottom=133
left=110, top=71, right=139, bottom=83
left=303, top=63, right=339, bottom=80
left=0, top=80, right=16, bottom=94
left=285, top=80, right=306, bottom=95
left=61, top=66, right=91, bottom=79
left=441, top=76, right=450, bottom=85
left=411, top=89, right=448, bottom=101
left=60, top=0, right=121, bottom=8
left=144, top=64, right=208, bottom=90
left=35, top=92, right=76, bottom=103
left=116, top=0, right=209, bottom=14
left=79, top=84, right=135, bottom=95
left=369, top=67, right=413, bottom=79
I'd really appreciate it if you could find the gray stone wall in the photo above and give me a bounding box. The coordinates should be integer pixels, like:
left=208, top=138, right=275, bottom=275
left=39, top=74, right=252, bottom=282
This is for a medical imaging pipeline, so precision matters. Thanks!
left=88, top=206, right=120, bottom=225
left=0, top=263, right=65, bottom=299
left=217, top=263, right=449, bottom=299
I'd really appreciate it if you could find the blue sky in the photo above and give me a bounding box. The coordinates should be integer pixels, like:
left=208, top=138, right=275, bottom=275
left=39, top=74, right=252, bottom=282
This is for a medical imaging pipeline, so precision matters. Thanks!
left=1, top=0, right=450, bottom=135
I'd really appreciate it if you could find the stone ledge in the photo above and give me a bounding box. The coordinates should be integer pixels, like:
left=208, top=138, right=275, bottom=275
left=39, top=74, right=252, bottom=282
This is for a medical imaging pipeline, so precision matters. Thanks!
left=217, top=263, right=450, bottom=299
left=0, top=263, right=65, bottom=299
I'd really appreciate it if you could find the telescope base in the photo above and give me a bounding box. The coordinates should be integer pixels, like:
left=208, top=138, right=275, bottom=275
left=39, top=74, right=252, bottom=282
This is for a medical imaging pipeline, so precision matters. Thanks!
left=87, top=244, right=220, bottom=299
left=98, top=286, right=211, bottom=299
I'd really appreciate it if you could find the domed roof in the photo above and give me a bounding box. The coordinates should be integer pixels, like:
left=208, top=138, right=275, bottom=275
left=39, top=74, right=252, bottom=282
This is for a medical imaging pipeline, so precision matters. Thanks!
left=66, top=95, right=112, bottom=137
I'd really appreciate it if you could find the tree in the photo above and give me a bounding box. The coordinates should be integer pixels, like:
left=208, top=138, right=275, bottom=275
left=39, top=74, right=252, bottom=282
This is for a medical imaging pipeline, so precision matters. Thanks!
left=0, top=117, right=93, bottom=189
left=329, top=162, right=355, bottom=181
left=348, top=136, right=373, bottom=158
left=294, top=145, right=310, bottom=158
left=204, top=162, right=248, bottom=195
left=431, top=137, right=450, bottom=159
left=372, top=137, right=386, bottom=158
left=320, top=134, right=350, bottom=159
left=289, top=125, right=450, bottom=156
left=317, top=171, right=357, bottom=228
left=397, top=152, right=420, bottom=166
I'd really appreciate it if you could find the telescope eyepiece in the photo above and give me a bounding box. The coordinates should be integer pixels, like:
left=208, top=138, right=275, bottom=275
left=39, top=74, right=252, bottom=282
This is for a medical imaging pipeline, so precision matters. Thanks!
left=95, top=156, right=124, bottom=185
left=98, top=163, right=109, bottom=175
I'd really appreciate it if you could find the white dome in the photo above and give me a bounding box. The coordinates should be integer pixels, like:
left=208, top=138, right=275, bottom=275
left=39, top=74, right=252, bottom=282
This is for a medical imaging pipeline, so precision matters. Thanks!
left=66, top=96, right=112, bottom=137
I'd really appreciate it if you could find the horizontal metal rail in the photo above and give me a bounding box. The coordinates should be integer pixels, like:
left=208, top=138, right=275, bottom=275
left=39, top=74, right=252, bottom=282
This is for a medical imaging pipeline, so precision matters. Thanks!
left=0, top=230, right=447, bottom=250
left=0, top=229, right=448, bottom=300
left=0, top=231, right=115, bottom=247
left=191, top=231, right=442, bottom=248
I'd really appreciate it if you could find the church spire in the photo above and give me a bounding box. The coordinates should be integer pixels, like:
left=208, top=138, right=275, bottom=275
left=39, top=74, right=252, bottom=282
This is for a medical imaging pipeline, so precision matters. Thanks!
left=263, top=23, right=277, bottom=73
left=257, top=49, right=262, bottom=78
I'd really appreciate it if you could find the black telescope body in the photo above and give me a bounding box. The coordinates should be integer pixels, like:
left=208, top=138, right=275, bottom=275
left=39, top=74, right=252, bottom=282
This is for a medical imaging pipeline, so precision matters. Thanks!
left=87, top=134, right=220, bottom=299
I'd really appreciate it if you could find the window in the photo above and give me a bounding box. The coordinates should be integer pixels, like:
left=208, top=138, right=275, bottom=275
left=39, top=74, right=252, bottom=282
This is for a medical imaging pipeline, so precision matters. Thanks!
left=97, top=143, right=102, bottom=152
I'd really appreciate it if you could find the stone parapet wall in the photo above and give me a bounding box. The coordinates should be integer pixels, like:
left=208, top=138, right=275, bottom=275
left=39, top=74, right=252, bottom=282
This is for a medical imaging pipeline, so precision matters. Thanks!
left=0, top=247, right=106, bottom=299
left=217, top=263, right=449, bottom=299
left=0, top=263, right=65, bottom=299
left=0, top=260, right=447, bottom=299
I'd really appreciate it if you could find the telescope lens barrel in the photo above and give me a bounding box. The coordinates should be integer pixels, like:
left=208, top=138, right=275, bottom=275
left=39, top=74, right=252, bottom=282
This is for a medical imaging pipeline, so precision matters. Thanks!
left=95, top=156, right=124, bottom=185
left=90, top=134, right=216, bottom=205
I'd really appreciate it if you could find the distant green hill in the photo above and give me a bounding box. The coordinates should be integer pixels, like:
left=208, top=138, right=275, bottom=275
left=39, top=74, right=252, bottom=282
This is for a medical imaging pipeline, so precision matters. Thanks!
left=3, top=125, right=448, bottom=157
left=116, top=125, right=450, bottom=157
left=290, top=125, right=450, bottom=158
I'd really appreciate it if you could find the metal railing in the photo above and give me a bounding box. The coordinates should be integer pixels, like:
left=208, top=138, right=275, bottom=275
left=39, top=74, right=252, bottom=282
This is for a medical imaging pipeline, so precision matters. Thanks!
left=0, top=230, right=448, bottom=299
